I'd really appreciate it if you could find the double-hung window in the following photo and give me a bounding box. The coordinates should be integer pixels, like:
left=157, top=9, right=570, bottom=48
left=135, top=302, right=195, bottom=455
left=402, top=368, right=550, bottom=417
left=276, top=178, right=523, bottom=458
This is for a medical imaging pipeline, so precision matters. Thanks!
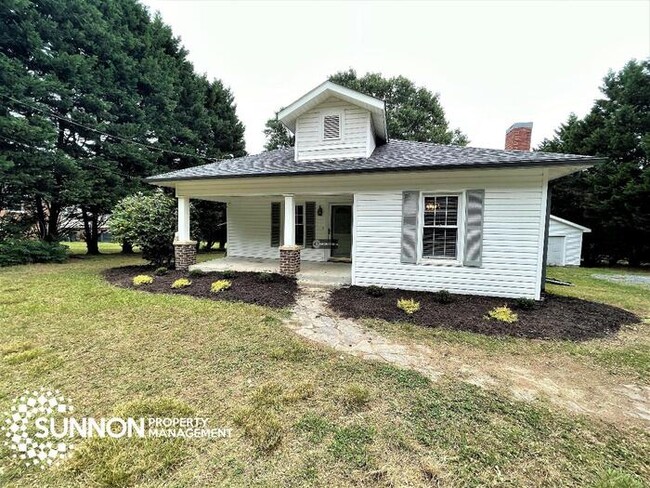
left=422, top=195, right=459, bottom=260
left=295, top=205, right=305, bottom=246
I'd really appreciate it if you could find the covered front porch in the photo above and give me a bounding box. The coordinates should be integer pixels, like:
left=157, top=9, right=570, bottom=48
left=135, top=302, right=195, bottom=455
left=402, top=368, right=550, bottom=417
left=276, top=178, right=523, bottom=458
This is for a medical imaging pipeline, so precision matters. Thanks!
left=191, top=256, right=352, bottom=287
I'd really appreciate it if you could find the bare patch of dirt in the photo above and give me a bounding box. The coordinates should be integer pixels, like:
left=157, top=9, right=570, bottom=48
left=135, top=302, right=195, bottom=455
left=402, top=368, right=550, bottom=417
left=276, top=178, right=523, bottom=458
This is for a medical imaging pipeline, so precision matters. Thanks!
left=104, top=265, right=297, bottom=308
left=329, top=286, right=640, bottom=341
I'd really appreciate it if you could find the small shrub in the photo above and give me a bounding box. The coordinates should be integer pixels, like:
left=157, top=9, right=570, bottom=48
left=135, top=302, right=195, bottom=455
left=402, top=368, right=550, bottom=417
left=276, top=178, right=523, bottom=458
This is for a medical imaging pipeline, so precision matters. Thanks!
left=340, top=384, right=371, bottom=410
left=132, top=275, right=153, bottom=286
left=154, top=267, right=168, bottom=276
left=210, top=279, right=232, bottom=293
left=0, top=240, right=69, bottom=267
left=485, top=305, right=518, bottom=323
left=513, top=297, right=536, bottom=310
left=257, top=272, right=274, bottom=283
left=397, top=298, right=420, bottom=315
left=221, top=270, right=236, bottom=279
left=171, top=278, right=191, bottom=289
left=188, top=268, right=205, bottom=278
left=433, top=289, right=454, bottom=304
left=366, top=285, right=384, bottom=297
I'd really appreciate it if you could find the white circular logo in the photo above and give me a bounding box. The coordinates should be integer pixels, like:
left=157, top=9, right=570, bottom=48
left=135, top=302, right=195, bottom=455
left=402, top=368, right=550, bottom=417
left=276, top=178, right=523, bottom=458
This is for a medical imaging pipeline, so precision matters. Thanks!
left=2, top=389, right=75, bottom=469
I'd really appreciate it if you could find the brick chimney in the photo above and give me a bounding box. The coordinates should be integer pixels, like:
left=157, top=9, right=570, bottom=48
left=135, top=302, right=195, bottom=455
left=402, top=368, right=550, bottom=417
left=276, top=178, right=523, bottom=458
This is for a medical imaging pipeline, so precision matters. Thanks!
left=505, top=122, right=533, bottom=151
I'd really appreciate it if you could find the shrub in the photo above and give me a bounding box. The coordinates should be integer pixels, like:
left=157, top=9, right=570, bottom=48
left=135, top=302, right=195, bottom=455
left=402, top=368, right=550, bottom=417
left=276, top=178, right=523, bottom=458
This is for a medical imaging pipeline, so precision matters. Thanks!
left=366, top=285, right=384, bottom=297
left=171, top=278, right=191, bottom=289
left=154, top=267, right=168, bottom=276
left=397, top=298, right=420, bottom=315
left=257, top=272, right=274, bottom=283
left=513, top=297, right=536, bottom=310
left=0, top=240, right=69, bottom=267
left=221, top=270, right=236, bottom=279
left=210, top=279, right=232, bottom=293
left=132, top=275, right=153, bottom=286
left=188, top=268, right=205, bottom=278
left=485, top=305, right=518, bottom=323
left=110, top=192, right=176, bottom=267
left=433, top=289, right=454, bottom=304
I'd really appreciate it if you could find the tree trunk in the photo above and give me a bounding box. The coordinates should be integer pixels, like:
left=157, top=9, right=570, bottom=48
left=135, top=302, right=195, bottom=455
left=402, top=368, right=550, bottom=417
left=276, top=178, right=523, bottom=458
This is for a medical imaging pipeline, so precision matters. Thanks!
left=81, top=207, right=100, bottom=255
left=121, top=241, right=134, bottom=254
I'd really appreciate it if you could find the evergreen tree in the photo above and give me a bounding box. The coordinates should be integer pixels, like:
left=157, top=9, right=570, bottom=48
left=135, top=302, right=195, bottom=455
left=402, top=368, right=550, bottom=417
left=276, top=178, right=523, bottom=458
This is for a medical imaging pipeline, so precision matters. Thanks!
left=538, top=59, right=650, bottom=266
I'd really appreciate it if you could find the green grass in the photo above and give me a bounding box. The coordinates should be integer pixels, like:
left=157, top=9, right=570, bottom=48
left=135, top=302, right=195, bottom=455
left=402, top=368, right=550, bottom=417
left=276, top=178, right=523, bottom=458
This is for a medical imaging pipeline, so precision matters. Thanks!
left=0, top=256, right=648, bottom=486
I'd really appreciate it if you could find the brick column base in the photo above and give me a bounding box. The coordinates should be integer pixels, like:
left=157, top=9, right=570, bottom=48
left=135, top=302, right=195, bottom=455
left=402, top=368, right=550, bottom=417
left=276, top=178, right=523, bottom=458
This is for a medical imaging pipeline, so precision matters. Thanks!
left=279, top=245, right=301, bottom=277
left=174, top=241, right=197, bottom=271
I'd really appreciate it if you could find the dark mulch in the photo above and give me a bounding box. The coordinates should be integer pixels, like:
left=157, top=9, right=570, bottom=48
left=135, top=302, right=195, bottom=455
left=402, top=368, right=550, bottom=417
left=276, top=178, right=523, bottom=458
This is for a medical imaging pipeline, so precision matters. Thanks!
left=103, top=265, right=297, bottom=309
left=329, top=286, right=641, bottom=341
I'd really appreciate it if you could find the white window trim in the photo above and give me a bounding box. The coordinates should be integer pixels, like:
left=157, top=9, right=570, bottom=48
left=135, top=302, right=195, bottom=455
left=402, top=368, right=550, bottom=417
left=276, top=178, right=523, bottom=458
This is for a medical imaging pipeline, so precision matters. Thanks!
left=418, top=192, right=465, bottom=266
left=320, top=110, right=343, bottom=142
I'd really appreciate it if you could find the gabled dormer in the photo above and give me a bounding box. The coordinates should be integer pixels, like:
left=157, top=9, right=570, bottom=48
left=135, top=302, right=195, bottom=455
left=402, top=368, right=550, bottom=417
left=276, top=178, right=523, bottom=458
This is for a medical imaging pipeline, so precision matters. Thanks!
left=278, top=81, right=388, bottom=162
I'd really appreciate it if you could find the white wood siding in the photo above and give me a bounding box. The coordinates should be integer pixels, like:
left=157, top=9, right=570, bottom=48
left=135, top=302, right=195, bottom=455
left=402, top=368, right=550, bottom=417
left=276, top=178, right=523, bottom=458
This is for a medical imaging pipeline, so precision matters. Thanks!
left=353, top=173, right=547, bottom=299
left=295, top=97, right=372, bottom=161
left=227, top=195, right=352, bottom=262
left=548, top=218, right=583, bottom=266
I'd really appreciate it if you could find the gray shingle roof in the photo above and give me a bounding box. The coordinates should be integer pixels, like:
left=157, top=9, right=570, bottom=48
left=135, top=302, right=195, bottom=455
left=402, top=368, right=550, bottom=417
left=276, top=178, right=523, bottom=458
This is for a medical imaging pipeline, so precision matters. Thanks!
left=146, top=139, right=602, bottom=183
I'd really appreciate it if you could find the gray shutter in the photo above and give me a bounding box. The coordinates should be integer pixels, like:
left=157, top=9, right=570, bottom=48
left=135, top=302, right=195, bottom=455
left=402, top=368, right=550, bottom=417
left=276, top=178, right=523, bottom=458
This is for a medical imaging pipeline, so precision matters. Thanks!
left=464, top=190, right=485, bottom=267
left=271, top=202, right=281, bottom=247
left=305, top=201, right=316, bottom=248
left=400, top=191, right=419, bottom=264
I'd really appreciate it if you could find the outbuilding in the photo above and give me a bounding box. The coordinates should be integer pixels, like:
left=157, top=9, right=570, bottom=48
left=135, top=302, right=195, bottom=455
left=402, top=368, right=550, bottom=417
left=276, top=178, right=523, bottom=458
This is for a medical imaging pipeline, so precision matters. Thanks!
left=547, top=215, right=591, bottom=266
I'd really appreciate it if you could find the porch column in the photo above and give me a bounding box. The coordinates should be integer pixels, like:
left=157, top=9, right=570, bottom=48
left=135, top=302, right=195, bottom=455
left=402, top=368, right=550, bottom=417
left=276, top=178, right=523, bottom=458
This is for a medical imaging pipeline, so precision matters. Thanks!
left=279, top=193, right=300, bottom=277
left=174, top=196, right=197, bottom=271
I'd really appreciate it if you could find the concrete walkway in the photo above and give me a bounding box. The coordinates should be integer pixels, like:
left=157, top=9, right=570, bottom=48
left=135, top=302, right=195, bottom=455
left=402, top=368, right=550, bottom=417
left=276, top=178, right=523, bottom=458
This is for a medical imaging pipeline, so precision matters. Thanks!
left=284, top=286, right=650, bottom=429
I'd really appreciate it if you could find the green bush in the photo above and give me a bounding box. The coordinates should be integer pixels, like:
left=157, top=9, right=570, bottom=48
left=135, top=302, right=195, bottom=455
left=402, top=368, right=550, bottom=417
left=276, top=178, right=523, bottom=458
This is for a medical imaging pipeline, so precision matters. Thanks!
left=366, top=285, right=384, bottom=297
left=257, top=272, right=274, bottom=283
left=0, top=240, right=68, bottom=267
left=433, top=289, right=454, bottom=304
left=154, top=267, right=168, bottom=276
left=210, top=279, right=232, bottom=293
left=188, top=268, right=205, bottom=278
left=485, top=305, right=518, bottom=323
left=221, top=270, right=236, bottom=279
left=133, top=275, right=154, bottom=286
left=513, top=297, right=536, bottom=310
left=110, top=192, right=176, bottom=267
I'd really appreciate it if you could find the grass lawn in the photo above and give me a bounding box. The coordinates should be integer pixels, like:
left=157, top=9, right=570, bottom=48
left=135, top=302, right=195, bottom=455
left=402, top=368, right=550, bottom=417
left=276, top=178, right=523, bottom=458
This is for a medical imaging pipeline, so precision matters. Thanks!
left=0, top=255, right=648, bottom=487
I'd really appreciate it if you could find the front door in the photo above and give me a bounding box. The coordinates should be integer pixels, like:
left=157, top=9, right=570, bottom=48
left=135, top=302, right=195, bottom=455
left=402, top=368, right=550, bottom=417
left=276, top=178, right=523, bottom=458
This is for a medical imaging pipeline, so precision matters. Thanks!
left=330, top=205, right=352, bottom=259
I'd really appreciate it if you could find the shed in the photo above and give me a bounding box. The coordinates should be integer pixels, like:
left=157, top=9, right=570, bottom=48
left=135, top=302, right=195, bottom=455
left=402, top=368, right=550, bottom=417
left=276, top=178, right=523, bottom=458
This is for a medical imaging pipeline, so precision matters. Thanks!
left=547, top=215, right=591, bottom=266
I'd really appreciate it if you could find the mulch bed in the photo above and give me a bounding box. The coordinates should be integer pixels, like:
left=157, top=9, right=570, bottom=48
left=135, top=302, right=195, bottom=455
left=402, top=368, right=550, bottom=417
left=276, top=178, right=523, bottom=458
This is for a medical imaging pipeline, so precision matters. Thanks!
left=328, top=286, right=641, bottom=341
left=103, top=265, right=297, bottom=309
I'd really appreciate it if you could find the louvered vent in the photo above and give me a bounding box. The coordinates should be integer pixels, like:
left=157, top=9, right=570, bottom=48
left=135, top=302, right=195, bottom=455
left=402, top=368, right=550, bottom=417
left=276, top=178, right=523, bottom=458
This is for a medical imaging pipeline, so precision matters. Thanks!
left=323, top=114, right=340, bottom=140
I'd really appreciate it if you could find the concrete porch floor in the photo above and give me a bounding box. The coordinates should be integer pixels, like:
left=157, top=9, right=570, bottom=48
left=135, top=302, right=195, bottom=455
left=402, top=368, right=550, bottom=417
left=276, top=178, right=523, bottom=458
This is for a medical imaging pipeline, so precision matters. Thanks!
left=191, top=256, right=352, bottom=287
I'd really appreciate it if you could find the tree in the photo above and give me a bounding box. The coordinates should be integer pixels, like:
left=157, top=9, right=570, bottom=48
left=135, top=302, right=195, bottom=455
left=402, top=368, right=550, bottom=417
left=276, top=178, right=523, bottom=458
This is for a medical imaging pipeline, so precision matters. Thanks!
left=538, top=59, right=650, bottom=266
left=0, top=0, right=245, bottom=253
left=263, top=69, right=468, bottom=149
left=192, top=200, right=227, bottom=251
left=110, top=192, right=176, bottom=267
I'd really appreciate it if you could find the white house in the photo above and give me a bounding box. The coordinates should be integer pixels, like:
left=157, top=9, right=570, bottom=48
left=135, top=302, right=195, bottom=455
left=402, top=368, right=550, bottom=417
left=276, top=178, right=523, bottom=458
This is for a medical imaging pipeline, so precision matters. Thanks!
left=147, top=81, right=602, bottom=300
left=547, top=215, right=591, bottom=266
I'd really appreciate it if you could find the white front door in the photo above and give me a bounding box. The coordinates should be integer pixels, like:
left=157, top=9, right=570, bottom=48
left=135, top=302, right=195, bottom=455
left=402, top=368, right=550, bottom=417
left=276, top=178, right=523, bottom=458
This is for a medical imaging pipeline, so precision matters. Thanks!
left=547, top=236, right=565, bottom=266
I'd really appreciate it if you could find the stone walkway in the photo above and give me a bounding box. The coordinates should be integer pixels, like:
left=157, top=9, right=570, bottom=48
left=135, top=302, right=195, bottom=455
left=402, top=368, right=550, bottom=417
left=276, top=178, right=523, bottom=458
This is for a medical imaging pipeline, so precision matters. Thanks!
left=284, top=286, right=650, bottom=429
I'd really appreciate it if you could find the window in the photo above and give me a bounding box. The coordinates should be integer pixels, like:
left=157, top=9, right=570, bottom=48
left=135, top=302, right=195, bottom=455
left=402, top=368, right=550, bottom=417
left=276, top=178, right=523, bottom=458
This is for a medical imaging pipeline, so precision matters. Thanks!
left=295, top=205, right=305, bottom=246
left=323, top=114, right=340, bottom=140
left=422, top=195, right=459, bottom=259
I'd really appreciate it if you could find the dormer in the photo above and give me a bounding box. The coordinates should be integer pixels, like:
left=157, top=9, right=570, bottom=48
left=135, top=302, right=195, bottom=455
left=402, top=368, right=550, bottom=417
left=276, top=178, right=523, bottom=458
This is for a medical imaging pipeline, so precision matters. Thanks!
left=278, top=81, right=388, bottom=162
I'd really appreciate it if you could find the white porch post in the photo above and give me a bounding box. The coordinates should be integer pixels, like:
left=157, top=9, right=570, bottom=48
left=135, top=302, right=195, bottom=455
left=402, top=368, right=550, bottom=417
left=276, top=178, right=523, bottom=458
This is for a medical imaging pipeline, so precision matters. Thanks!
left=283, top=193, right=295, bottom=246
left=174, top=196, right=196, bottom=271
left=177, top=196, right=191, bottom=241
left=280, top=193, right=300, bottom=276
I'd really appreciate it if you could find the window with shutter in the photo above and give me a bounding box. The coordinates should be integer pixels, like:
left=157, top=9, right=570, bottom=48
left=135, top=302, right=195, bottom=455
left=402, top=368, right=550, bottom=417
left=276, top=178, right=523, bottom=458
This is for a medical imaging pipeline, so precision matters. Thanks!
left=422, top=195, right=459, bottom=260
left=323, top=114, right=340, bottom=140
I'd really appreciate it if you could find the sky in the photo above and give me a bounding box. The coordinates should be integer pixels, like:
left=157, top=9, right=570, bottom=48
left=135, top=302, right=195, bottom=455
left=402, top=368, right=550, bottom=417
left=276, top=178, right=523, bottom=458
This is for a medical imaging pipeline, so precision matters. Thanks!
left=140, top=0, right=649, bottom=155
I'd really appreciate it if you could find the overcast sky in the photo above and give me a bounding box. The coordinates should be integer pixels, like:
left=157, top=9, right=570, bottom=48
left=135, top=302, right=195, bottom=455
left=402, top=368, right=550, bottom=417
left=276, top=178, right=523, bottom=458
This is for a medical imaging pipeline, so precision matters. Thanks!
left=141, top=0, right=649, bottom=155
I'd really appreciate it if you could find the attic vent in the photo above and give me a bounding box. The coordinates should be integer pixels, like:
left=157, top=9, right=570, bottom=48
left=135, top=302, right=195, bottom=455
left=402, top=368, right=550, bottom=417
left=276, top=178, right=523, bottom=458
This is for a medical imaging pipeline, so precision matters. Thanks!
left=323, top=114, right=340, bottom=140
